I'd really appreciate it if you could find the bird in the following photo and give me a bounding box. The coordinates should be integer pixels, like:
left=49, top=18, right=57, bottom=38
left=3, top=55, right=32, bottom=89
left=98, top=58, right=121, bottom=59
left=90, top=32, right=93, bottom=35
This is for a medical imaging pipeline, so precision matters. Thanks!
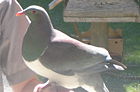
left=49, top=0, right=63, bottom=10
left=16, top=5, right=127, bottom=92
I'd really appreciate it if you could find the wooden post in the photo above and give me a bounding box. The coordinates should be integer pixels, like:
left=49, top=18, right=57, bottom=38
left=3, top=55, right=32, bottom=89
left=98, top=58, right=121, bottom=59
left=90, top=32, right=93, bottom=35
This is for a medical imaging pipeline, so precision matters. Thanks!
left=90, top=23, right=108, bottom=49
left=73, top=23, right=82, bottom=41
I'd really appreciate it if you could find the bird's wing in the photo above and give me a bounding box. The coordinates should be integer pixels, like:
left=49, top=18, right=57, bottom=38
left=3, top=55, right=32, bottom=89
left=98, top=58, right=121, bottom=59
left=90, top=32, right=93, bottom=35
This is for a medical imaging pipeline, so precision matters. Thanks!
left=39, top=38, right=108, bottom=76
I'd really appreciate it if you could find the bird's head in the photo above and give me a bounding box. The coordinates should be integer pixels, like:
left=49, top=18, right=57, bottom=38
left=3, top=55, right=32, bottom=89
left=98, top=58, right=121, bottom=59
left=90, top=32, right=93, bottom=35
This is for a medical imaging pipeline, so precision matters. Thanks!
left=16, top=5, right=48, bottom=21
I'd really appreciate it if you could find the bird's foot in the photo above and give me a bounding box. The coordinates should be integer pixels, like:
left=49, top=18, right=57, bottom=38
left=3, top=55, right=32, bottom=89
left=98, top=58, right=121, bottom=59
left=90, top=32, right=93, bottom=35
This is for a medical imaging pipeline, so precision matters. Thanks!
left=33, top=80, right=50, bottom=92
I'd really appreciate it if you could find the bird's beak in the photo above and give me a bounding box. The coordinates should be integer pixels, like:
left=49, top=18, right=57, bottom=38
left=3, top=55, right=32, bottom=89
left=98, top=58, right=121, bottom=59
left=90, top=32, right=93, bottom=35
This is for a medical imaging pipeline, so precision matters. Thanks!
left=49, top=0, right=63, bottom=10
left=16, top=11, right=25, bottom=16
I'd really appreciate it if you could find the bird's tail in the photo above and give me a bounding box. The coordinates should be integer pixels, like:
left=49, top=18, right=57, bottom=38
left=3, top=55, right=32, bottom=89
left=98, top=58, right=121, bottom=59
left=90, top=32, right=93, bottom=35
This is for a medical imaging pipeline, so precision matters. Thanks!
left=107, top=59, right=127, bottom=70
left=75, top=60, right=127, bottom=74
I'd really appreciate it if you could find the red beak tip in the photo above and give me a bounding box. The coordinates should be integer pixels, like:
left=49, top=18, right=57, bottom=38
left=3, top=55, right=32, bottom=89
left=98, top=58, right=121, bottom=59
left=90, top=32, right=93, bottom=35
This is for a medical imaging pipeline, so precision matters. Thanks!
left=16, top=12, right=24, bottom=16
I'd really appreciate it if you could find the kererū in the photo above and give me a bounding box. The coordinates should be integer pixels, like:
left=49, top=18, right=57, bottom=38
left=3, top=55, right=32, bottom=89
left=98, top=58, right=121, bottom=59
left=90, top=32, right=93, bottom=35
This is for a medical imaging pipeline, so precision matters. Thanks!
left=16, top=5, right=127, bottom=92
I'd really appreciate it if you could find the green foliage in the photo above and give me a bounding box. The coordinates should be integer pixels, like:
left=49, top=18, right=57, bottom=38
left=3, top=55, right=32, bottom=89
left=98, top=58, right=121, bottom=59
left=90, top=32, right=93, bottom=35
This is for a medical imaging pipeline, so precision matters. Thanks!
left=124, top=83, right=140, bottom=92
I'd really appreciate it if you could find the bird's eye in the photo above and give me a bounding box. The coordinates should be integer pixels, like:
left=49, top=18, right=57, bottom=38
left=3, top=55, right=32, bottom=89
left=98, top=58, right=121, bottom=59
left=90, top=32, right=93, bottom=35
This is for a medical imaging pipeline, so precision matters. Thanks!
left=32, top=11, right=36, bottom=14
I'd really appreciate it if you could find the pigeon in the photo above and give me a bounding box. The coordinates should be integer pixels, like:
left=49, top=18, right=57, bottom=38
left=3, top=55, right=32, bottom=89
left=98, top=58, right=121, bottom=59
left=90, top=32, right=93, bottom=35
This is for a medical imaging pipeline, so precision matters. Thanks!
left=49, top=0, right=63, bottom=10
left=16, top=5, right=127, bottom=92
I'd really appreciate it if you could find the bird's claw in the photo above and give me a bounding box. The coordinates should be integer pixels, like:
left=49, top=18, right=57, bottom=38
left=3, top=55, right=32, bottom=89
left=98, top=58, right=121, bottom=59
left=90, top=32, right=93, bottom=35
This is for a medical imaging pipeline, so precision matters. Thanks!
left=33, top=81, right=50, bottom=92
left=33, top=83, right=44, bottom=92
left=69, top=90, right=74, bottom=92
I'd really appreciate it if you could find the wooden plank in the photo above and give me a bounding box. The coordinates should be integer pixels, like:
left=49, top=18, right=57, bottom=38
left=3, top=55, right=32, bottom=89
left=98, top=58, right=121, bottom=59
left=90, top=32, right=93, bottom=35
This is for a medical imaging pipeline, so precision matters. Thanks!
left=73, top=23, right=82, bottom=40
left=64, top=0, right=139, bottom=22
left=136, top=17, right=140, bottom=22
left=108, top=38, right=123, bottom=56
left=90, top=23, right=108, bottom=48
left=108, top=27, right=122, bottom=38
left=64, top=17, right=137, bottom=22
left=72, top=23, right=92, bottom=44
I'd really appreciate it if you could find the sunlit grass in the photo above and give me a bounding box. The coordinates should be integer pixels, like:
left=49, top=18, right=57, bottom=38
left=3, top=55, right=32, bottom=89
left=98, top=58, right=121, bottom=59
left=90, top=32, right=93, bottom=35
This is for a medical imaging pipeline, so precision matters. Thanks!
left=124, top=83, right=140, bottom=92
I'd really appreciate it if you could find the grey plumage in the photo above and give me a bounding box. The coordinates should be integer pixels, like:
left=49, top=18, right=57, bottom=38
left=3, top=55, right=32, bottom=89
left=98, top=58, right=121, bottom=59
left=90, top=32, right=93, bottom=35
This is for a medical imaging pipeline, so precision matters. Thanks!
left=17, top=5, right=127, bottom=92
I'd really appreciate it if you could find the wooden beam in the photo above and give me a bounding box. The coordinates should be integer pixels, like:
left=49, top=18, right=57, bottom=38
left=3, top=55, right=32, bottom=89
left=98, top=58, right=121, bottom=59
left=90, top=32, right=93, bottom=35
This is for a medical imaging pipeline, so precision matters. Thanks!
left=64, top=0, right=139, bottom=22
left=64, top=17, right=137, bottom=22
left=90, top=23, right=108, bottom=48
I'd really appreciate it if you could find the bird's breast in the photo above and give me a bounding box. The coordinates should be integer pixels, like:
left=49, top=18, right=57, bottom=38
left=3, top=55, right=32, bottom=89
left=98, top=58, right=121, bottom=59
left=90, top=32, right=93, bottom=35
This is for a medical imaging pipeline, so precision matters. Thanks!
left=23, top=58, right=80, bottom=89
